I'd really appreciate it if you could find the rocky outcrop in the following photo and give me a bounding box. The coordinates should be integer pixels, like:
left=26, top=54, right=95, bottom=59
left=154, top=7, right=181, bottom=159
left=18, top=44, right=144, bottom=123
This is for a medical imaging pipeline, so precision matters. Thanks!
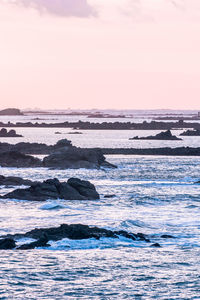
left=43, top=147, right=116, bottom=169
left=0, top=224, right=150, bottom=250
left=0, top=139, right=72, bottom=155
left=0, top=128, right=23, bottom=137
left=0, top=151, right=42, bottom=168
left=180, top=129, right=200, bottom=136
left=1, top=178, right=99, bottom=201
left=0, top=224, right=175, bottom=250
left=129, top=130, right=182, bottom=141
left=0, top=119, right=200, bottom=130
left=0, top=108, right=23, bottom=116
left=0, top=175, right=37, bottom=186
left=100, top=147, right=200, bottom=156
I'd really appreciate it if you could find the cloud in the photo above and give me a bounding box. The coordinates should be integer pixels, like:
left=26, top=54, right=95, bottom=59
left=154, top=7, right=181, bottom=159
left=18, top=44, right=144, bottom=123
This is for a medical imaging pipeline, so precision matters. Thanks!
left=6, top=0, right=96, bottom=18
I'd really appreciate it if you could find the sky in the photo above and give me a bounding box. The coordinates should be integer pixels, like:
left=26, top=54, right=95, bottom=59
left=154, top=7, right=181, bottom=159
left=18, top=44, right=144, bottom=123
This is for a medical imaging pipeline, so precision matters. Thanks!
left=0, top=0, right=200, bottom=110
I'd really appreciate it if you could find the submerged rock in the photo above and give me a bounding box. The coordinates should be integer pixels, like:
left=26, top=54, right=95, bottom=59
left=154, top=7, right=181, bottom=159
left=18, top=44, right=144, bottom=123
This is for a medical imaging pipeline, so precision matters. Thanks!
left=1, top=178, right=100, bottom=201
left=129, top=130, right=182, bottom=141
left=0, top=128, right=23, bottom=138
left=0, top=151, right=42, bottom=168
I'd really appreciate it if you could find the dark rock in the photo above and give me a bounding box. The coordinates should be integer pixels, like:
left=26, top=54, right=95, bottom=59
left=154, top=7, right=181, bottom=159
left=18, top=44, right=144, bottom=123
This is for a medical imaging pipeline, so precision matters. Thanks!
left=43, top=147, right=116, bottom=169
left=104, top=194, right=116, bottom=198
left=180, top=129, right=200, bottom=136
left=0, top=151, right=42, bottom=168
left=151, top=243, right=161, bottom=248
left=55, top=132, right=62, bottom=134
left=17, top=234, right=50, bottom=250
left=0, top=175, right=37, bottom=186
left=68, top=132, right=83, bottom=134
left=0, top=238, right=16, bottom=249
left=129, top=130, right=182, bottom=141
left=1, top=178, right=99, bottom=201
left=1, top=224, right=152, bottom=249
left=161, top=234, right=175, bottom=239
left=0, top=108, right=23, bottom=116
left=0, top=128, right=23, bottom=138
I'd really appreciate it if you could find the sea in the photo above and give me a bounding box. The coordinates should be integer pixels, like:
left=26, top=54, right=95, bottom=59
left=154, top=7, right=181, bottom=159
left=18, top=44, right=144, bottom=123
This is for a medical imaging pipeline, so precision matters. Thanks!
left=0, top=110, right=200, bottom=299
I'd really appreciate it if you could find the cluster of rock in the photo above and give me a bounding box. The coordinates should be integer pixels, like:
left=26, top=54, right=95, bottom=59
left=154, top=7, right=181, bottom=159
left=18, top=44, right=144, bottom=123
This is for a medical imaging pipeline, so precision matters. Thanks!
left=0, top=178, right=100, bottom=201
left=0, top=139, right=116, bottom=169
left=100, top=147, right=200, bottom=156
left=0, top=128, right=23, bottom=138
left=180, top=129, right=200, bottom=136
left=129, top=130, right=182, bottom=141
left=0, top=223, right=174, bottom=250
left=1, top=119, right=200, bottom=130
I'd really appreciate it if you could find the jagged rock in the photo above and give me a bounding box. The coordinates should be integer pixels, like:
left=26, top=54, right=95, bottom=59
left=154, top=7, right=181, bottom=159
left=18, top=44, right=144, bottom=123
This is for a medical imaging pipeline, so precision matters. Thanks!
left=43, top=147, right=116, bottom=169
left=129, top=130, right=182, bottom=141
left=0, top=128, right=23, bottom=138
left=0, top=175, right=37, bottom=186
left=0, top=151, right=42, bottom=168
left=180, top=129, right=200, bottom=136
left=1, top=224, right=152, bottom=250
left=0, top=238, right=16, bottom=249
left=1, top=178, right=99, bottom=201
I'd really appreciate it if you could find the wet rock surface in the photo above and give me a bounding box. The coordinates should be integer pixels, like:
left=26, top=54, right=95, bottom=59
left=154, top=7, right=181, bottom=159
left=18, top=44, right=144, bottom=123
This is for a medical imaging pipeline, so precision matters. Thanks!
left=129, top=130, right=182, bottom=141
left=1, top=178, right=100, bottom=201
left=0, top=224, right=153, bottom=250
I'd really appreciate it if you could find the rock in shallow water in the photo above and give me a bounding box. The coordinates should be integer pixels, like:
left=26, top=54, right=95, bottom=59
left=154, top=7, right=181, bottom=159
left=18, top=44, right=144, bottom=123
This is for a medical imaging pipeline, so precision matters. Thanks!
left=0, top=178, right=100, bottom=201
left=0, top=224, right=152, bottom=250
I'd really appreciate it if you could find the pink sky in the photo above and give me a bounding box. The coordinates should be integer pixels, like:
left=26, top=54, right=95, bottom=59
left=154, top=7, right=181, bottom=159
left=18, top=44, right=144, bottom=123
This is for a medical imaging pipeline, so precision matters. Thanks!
left=0, top=0, right=200, bottom=110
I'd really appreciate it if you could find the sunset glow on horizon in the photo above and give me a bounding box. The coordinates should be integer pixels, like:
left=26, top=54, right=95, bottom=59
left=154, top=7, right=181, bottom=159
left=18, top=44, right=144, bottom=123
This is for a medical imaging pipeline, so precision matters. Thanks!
left=0, top=0, right=200, bottom=110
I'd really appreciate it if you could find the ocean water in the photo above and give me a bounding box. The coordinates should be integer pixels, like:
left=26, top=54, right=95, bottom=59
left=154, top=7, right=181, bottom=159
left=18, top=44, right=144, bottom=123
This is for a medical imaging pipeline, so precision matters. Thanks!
left=0, top=113, right=200, bottom=299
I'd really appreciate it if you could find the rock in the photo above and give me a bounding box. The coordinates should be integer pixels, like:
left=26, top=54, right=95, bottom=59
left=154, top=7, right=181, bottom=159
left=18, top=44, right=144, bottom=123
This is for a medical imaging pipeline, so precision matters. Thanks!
left=150, top=243, right=161, bottom=248
left=104, top=194, right=116, bottom=198
left=1, top=178, right=100, bottom=201
left=0, top=128, right=23, bottom=138
left=129, top=130, right=182, bottom=141
left=161, top=234, right=175, bottom=239
left=1, top=224, right=152, bottom=250
left=68, top=132, right=83, bottom=134
left=0, top=238, right=16, bottom=249
left=0, top=175, right=37, bottom=186
left=17, top=234, right=50, bottom=250
left=0, top=108, right=23, bottom=116
left=55, top=132, right=62, bottom=134
left=0, top=151, right=42, bottom=168
left=180, top=129, right=200, bottom=136
left=43, top=147, right=116, bottom=169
